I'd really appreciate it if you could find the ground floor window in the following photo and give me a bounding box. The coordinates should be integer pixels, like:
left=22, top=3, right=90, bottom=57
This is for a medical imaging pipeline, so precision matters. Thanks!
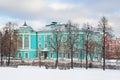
left=25, top=53, right=28, bottom=59
left=50, top=52, right=53, bottom=58
left=18, top=53, right=21, bottom=59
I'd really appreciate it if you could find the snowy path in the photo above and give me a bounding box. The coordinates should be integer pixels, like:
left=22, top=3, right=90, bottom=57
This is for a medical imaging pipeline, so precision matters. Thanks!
left=0, top=66, right=120, bottom=80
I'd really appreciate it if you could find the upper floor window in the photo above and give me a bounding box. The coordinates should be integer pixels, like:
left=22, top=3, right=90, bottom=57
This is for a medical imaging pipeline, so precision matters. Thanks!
left=38, top=43, right=41, bottom=49
left=39, top=35, right=41, bottom=40
left=45, top=43, right=47, bottom=48
left=17, top=36, right=22, bottom=49
left=50, top=35, right=53, bottom=39
left=44, top=35, right=47, bottom=40
left=24, top=37, right=29, bottom=49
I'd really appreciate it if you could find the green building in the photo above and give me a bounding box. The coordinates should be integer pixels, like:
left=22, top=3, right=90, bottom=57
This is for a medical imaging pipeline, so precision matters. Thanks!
left=16, top=22, right=102, bottom=61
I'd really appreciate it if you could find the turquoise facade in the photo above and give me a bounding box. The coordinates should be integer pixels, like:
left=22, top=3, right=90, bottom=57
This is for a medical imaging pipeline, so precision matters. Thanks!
left=16, top=23, right=102, bottom=61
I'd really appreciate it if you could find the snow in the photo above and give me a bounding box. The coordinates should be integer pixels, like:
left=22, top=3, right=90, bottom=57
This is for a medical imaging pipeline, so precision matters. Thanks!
left=106, top=60, right=120, bottom=66
left=0, top=66, right=120, bottom=80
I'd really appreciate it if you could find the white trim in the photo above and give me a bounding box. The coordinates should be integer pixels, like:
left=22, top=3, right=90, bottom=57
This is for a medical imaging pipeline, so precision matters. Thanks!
left=18, top=33, right=52, bottom=35
left=17, top=49, right=37, bottom=51
left=41, top=47, right=49, bottom=51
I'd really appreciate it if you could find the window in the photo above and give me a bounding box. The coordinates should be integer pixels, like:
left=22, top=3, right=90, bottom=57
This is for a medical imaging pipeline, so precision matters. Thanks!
left=17, top=36, right=22, bottom=49
left=39, top=35, right=41, bottom=40
left=50, top=35, right=53, bottom=40
left=45, top=43, right=47, bottom=48
left=18, top=53, right=21, bottom=59
left=50, top=44, right=53, bottom=48
left=44, top=35, right=47, bottom=40
left=24, top=37, right=29, bottom=49
left=50, top=52, right=53, bottom=58
left=38, top=43, right=41, bottom=49
left=25, top=53, right=28, bottom=59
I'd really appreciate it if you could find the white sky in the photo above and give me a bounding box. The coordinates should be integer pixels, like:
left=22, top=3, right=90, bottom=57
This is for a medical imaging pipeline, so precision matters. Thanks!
left=0, top=0, right=120, bottom=37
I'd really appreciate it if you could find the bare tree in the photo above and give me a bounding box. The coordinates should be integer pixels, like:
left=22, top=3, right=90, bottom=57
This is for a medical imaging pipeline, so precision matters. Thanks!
left=47, top=22, right=63, bottom=68
left=65, top=21, right=79, bottom=69
left=2, top=22, right=17, bottom=66
left=11, top=31, right=18, bottom=58
left=0, top=31, right=3, bottom=65
left=88, top=40, right=97, bottom=62
left=82, top=23, right=94, bottom=69
left=98, top=16, right=113, bottom=70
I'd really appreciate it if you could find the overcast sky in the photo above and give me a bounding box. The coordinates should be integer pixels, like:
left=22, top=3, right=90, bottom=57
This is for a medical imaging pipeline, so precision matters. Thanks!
left=0, top=0, right=120, bottom=37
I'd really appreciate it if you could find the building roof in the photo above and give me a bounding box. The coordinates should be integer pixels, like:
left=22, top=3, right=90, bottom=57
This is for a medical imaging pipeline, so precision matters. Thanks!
left=19, top=22, right=33, bottom=31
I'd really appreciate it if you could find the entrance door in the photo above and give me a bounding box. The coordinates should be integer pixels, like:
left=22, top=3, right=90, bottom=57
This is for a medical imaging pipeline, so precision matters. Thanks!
left=44, top=53, right=47, bottom=59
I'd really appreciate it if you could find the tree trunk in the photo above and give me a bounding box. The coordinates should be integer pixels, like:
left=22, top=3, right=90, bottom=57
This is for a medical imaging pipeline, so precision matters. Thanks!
left=39, top=53, right=41, bottom=67
left=1, top=54, right=3, bottom=66
left=71, top=47, right=73, bottom=69
left=86, top=35, right=88, bottom=69
left=7, top=52, right=11, bottom=66
left=103, top=26, right=106, bottom=70
left=55, top=51, right=58, bottom=68
left=7, top=36, right=11, bottom=66
left=103, top=35, right=106, bottom=70
left=80, top=50, right=83, bottom=67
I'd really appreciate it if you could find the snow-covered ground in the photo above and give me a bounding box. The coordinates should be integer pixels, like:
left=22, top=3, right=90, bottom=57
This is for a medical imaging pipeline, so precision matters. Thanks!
left=0, top=66, right=120, bottom=80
